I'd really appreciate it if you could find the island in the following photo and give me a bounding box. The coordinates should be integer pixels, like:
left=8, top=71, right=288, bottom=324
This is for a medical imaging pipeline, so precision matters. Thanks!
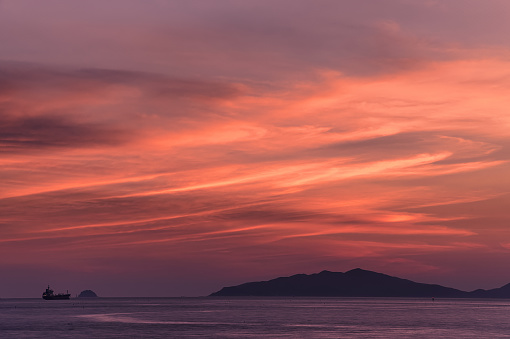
left=78, top=290, right=98, bottom=298
left=210, top=268, right=510, bottom=298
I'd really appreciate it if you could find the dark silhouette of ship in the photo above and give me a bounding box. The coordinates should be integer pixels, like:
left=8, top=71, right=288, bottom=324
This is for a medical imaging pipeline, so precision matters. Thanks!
left=42, top=285, right=70, bottom=300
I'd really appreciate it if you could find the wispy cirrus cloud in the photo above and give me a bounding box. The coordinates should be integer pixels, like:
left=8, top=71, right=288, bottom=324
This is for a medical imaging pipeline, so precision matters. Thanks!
left=2, top=1, right=510, bottom=296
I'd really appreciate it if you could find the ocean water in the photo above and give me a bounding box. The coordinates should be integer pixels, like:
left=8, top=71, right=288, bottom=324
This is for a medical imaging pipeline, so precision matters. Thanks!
left=1, top=297, right=510, bottom=338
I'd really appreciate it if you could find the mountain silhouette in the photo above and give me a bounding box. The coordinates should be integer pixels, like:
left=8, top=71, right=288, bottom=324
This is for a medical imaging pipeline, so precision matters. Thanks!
left=210, top=268, right=502, bottom=298
left=469, top=283, right=510, bottom=298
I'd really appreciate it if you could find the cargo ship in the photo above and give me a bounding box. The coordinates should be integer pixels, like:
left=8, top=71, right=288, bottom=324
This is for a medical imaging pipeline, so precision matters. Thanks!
left=42, top=285, right=70, bottom=300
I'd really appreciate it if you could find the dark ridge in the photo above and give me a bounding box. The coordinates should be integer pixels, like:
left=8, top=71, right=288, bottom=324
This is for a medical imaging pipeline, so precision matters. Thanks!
left=469, top=283, right=510, bottom=298
left=209, top=268, right=477, bottom=298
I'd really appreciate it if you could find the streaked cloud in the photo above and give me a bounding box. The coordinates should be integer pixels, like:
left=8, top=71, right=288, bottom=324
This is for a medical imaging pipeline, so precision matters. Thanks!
left=1, top=0, right=510, bottom=296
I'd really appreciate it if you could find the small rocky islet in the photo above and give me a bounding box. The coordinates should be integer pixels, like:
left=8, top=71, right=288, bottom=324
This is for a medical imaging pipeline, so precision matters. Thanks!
left=78, top=289, right=98, bottom=298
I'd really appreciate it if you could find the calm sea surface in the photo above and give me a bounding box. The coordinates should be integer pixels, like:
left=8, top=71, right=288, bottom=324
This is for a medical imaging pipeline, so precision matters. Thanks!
left=1, top=297, right=510, bottom=338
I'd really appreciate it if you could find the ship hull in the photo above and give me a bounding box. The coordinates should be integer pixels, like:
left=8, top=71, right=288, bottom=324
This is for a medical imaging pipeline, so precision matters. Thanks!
left=42, top=294, right=70, bottom=300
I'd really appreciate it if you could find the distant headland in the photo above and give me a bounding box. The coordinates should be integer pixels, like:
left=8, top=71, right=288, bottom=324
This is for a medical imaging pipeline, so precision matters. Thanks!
left=210, top=268, right=510, bottom=298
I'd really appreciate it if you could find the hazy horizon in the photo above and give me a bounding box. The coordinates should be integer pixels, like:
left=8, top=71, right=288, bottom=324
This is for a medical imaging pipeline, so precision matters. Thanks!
left=2, top=0, right=510, bottom=298
left=7, top=267, right=510, bottom=299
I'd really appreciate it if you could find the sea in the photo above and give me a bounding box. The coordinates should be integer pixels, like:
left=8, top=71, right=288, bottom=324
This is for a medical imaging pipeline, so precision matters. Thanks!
left=1, top=297, right=510, bottom=338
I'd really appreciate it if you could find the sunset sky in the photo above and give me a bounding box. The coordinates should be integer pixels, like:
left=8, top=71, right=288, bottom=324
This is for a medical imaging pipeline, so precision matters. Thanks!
left=2, top=0, right=510, bottom=297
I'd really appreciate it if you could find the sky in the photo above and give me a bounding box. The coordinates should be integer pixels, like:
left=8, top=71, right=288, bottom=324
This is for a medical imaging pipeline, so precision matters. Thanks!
left=1, top=0, right=510, bottom=297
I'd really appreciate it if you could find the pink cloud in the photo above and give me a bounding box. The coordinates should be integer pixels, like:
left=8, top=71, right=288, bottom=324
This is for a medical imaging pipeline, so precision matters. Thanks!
left=2, top=1, right=510, bottom=296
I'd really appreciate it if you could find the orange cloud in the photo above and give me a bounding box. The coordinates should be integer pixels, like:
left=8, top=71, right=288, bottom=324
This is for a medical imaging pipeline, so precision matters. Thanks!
left=2, top=56, right=510, bottom=296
